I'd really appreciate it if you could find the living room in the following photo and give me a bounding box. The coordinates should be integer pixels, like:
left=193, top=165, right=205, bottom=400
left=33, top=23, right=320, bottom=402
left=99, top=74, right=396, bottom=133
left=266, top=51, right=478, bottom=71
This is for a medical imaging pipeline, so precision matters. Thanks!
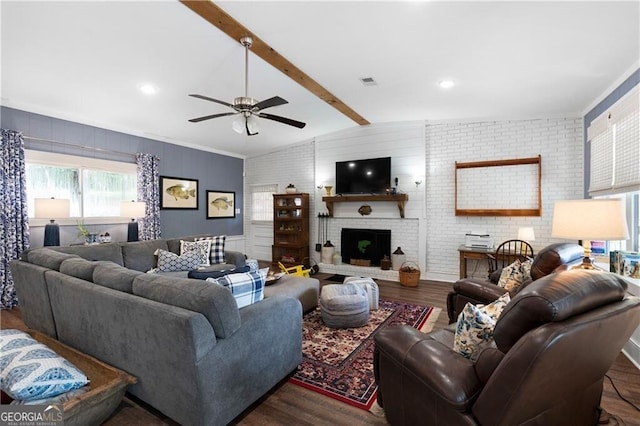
left=1, top=1, right=640, bottom=424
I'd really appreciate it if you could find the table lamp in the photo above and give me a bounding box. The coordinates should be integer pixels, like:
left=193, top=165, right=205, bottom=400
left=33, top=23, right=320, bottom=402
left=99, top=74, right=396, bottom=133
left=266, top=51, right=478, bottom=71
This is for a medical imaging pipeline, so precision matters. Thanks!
left=120, top=200, right=146, bottom=242
left=551, top=199, right=629, bottom=270
left=34, top=197, right=70, bottom=246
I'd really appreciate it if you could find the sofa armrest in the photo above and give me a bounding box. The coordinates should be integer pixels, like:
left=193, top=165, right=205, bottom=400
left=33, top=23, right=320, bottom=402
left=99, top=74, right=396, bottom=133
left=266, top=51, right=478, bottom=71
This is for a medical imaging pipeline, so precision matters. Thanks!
left=453, top=278, right=508, bottom=303
left=224, top=251, right=246, bottom=268
left=374, top=325, right=482, bottom=411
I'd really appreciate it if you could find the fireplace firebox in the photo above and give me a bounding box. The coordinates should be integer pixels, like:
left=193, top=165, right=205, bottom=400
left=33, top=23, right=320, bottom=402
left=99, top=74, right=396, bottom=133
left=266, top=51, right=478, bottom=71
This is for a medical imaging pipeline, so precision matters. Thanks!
left=340, top=228, right=391, bottom=266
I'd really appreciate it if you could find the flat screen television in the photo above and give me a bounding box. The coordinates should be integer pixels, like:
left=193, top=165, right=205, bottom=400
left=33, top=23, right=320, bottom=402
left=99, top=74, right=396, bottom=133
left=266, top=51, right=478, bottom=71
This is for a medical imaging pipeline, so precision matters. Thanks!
left=335, top=157, right=391, bottom=195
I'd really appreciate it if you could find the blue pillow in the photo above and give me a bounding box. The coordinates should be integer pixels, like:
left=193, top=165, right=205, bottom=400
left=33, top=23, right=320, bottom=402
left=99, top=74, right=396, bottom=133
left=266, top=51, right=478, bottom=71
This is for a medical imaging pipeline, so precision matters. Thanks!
left=0, top=330, right=88, bottom=401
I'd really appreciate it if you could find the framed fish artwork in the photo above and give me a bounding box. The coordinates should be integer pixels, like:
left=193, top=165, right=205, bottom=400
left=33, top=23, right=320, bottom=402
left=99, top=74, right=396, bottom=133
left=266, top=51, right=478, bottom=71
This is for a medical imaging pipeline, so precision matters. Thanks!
left=160, top=176, right=199, bottom=210
left=207, top=190, right=236, bottom=219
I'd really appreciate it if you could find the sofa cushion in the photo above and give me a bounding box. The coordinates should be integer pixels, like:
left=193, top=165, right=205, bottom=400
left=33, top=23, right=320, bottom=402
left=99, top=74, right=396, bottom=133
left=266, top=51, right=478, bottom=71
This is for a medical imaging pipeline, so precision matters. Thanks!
left=54, top=243, right=124, bottom=266
left=93, top=262, right=143, bottom=293
left=180, top=240, right=211, bottom=266
left=132, top=274, right=241, bottom=338
left=27, top=249, right=80, bottom=271
left=453, top=293, right=510, bottom=359
left=156, top=249, right=202, bottom=272
left=0, top=329, right=88, bottom=401
left=120, top=239, right=168, bottom=272
left=59, top=257, right=109, bottom=282
left=206, top=269, right=266, bottom=309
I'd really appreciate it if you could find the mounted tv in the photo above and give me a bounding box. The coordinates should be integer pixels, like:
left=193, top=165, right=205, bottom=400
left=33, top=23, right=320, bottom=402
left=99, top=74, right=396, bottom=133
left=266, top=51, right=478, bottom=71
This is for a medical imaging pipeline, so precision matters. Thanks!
left=335, top=157, right=391, bottom=195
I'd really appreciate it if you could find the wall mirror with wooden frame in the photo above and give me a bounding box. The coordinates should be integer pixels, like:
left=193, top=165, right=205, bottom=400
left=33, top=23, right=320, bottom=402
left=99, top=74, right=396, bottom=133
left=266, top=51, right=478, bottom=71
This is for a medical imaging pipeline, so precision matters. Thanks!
left=455, top=156, right=542, bottom=216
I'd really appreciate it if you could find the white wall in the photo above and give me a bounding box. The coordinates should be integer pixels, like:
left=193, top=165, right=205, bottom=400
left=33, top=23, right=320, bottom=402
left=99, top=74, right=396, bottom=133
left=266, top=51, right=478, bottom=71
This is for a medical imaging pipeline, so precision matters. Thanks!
left=244, top=117, right=584, bottom=282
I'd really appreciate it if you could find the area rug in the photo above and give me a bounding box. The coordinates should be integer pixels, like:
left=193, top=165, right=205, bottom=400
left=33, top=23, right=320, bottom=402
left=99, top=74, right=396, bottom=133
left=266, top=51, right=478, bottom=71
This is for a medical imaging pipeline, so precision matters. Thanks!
left=289, top=299, right=441, bottom=411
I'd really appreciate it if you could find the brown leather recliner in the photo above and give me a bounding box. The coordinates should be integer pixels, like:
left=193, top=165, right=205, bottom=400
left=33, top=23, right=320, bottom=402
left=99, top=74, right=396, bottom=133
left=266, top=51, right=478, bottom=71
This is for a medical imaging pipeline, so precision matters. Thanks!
left=447, top=242, right=584, bottom=323
left=374, top=270, right=640, bottom=426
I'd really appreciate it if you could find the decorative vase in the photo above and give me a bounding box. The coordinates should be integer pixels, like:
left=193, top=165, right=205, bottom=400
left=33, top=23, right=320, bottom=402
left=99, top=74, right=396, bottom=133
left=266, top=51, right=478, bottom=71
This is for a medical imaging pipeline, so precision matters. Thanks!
left=321, top=240, right=335, bottom=264
left=324, top=185, right=333, bottom=196
left=380, top=255, right=391, bottom=270
left=333, top=252, right=342, bottom=265
left=392, top=247, right=405, bottom=271
left=285, top=186, right=297, bottom=194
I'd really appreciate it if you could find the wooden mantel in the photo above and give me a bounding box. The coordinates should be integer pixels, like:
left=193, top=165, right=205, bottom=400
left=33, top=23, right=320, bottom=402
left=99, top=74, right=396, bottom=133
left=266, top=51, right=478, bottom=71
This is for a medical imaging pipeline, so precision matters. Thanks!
left=322, top=194, right=409, bottom=218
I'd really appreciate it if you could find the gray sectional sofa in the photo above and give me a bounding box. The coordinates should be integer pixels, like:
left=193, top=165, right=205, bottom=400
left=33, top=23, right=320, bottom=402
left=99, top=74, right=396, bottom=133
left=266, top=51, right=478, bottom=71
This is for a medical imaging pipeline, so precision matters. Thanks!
left=9, top=235, right=320, bottom=426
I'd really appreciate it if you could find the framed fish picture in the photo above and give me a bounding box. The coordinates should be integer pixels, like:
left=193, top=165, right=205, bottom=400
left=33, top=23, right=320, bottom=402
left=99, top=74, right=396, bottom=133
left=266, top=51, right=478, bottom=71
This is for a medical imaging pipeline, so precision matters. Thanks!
left=207, top=190, right=236, bottom=219
left=160, top=176, right=199, bottom=210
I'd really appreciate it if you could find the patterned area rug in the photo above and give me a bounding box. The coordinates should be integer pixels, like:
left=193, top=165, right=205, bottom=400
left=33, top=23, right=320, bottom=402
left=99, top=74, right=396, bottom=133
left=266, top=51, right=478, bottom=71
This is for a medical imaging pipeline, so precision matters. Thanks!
left=289, top=299, right=441, bottom=410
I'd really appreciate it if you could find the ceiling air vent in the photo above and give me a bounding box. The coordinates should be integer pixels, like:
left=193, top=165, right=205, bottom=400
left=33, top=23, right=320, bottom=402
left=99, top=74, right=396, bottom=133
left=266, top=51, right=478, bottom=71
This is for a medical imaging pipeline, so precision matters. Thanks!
left=359, top=77, right=377, bottom=86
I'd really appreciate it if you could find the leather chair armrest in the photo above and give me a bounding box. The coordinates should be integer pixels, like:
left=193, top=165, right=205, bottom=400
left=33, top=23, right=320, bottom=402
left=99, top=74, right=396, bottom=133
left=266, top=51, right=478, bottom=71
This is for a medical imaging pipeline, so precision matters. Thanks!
left=453, top=279, right=508, bottom=303
left=474, top=347, right=505, bottom=384
left=374, top=325, right=482, bottom=410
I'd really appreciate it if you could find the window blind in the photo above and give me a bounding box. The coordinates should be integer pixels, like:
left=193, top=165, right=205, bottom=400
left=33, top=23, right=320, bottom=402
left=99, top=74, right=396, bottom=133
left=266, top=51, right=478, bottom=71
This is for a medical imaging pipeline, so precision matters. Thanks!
left=250, top=183, right=278, bottom=221
left=588, top=85, right=640, bottom=196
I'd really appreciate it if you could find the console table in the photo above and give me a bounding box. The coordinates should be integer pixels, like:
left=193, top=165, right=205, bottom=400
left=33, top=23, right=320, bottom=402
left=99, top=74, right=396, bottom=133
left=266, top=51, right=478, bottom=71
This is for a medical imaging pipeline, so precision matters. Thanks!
left=458, top=245, right=495, bottom=279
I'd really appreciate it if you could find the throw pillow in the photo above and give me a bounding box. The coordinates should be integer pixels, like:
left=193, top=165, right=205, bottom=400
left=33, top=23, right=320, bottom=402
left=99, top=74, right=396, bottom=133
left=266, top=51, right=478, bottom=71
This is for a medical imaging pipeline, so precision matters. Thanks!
left=453, top=293, right=511, bottom=360
left=207, top=270, right=265, bottom=309
left=180, top=240, right=211, bottom=267
left=498, top=258, right=533, bottom=293
left=0, top=329, right=88, bottom=401
left=195, top=235, right=226, bottom=264
left=155, top=249, right=202, bottom=272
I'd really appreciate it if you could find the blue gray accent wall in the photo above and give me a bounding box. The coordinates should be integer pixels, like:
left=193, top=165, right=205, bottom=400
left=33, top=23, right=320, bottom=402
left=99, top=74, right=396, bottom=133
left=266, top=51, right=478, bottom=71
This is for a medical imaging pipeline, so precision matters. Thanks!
left=1, top=106, right=244, bottom=238
left=583, top=68, right=640, bottom=197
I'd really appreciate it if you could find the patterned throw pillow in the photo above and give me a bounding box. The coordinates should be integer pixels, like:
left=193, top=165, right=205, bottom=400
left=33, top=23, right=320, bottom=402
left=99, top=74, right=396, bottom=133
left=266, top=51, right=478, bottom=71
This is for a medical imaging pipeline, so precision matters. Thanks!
left=196, top=235, right=226, bottom=264
left=207, top=270, right=265, bottom=308
left=180, top=240, right=211, bottom=267
left=156, top=249, right=202, bottom=272
left=498, top=259, right=533, bottom=293
left=0, top=329, right=88, bottom=401
left=453, top=293, right=511, bottom=359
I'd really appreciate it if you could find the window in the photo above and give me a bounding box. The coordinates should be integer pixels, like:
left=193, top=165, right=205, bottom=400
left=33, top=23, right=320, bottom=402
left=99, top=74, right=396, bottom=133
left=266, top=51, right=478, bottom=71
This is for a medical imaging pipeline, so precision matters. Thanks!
left=250, top=184, right=278, bottom=221
left=25, top=150, right=137, bottom=221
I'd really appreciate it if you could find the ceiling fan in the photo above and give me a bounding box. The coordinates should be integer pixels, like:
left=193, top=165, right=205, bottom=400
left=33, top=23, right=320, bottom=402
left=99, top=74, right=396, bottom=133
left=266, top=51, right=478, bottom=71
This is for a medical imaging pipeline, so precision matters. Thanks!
left=188, top=36, right=306, bottom=136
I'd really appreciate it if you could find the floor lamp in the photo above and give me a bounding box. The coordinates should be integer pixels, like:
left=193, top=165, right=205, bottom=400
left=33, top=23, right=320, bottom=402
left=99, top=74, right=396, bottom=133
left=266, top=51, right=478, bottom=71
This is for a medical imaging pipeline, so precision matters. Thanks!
left=34, top=197, right=70, bottom=246
left=120, top=201, right=146, bottom=242
left=551, top=199, right=629, bottom=270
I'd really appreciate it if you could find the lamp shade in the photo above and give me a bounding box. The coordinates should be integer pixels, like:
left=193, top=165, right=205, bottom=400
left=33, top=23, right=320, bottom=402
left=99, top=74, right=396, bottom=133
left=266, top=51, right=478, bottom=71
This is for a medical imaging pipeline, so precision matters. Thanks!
left=517, top=227, right=535, bottom=242
left=120, top=201, right=146, bottom=218
left=34, top=198, right=70, bottom=219
left=552, top=199, right=629, bottom=240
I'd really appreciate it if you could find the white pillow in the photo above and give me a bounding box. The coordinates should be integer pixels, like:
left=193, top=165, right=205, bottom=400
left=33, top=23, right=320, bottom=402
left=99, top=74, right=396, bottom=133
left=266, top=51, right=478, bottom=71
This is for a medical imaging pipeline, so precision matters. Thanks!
left=180, top=239, right=211, bottom=267
left=453, top=293, right=511, bottom=359
left=156, top=249, right=202, bottom=272
left=195, top=235, right=226, bottom=264
left=497, top=258, right=532, bottom=293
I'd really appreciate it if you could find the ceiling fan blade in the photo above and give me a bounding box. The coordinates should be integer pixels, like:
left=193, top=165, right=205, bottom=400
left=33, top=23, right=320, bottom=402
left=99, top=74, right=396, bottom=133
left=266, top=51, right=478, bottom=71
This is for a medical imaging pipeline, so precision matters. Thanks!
left=253, top=96, right=288, bottom=111
left=258, top=113, right=306, bottom=129
left=188, top=112, right=238, bottom=123
left=189, top=94, right=234, bottom=108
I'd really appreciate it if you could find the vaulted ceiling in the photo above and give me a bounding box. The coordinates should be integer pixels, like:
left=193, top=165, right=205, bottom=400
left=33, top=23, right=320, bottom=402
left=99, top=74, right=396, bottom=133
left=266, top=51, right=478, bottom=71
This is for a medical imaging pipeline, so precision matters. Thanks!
left=2, top=1, right=638, bottom=157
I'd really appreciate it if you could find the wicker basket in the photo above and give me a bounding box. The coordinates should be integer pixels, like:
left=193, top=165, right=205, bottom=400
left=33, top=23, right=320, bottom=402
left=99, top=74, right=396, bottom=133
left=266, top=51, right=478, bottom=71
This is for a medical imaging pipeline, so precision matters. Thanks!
left=398, top=261, right=420, bottom=287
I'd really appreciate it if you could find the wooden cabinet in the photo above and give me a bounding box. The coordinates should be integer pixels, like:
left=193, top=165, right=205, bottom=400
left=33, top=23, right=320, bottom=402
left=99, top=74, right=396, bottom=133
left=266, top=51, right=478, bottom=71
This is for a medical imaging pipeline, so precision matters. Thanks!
left=272, top=193, right=309, bottom=268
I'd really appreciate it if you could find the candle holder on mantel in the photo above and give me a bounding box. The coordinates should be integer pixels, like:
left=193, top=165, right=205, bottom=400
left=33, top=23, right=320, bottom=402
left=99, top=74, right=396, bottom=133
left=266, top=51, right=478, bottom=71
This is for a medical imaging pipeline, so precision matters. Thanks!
left=324, top=185, right=333, bottom=196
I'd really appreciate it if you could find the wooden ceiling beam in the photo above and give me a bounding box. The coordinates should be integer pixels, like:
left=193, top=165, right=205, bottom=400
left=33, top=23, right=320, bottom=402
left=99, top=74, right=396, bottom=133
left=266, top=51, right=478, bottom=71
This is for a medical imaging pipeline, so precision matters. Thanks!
left=180, top=0, right=370, bottom=126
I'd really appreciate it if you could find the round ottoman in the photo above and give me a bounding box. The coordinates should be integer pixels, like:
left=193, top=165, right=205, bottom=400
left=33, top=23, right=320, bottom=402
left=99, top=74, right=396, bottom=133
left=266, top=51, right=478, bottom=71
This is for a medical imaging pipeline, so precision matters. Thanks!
left=320, top=283, right=370, bottom=328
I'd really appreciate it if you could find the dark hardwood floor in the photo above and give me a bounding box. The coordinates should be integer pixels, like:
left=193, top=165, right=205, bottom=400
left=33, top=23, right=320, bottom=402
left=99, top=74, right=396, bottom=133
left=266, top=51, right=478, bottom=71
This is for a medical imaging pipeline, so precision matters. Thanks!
left=2, top=273, right=639, bottom=425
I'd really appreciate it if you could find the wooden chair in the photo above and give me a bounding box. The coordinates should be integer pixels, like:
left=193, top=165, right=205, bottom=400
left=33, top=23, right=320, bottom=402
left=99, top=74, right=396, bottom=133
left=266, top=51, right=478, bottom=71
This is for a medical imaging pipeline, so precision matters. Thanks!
left=487, top=239, right=534, bottom=277
left=278, top=262, right=311, bottom=278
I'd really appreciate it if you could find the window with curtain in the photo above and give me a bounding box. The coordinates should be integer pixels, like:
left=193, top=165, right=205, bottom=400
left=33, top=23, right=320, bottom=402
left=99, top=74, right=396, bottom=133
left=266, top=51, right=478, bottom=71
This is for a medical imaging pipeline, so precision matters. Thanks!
left=588, top=84, right=639, bottom=252
left=250, top=183, right=278, bottom=221
left=25, top=150, right=137, bottom=219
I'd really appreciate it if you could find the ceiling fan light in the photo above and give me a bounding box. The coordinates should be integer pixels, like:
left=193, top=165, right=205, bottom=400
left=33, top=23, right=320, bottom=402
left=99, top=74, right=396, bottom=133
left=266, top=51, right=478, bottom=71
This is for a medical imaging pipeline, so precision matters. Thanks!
left=246, top=115, right=259, bottom=136
left=232, top=116, right=244, bottom=134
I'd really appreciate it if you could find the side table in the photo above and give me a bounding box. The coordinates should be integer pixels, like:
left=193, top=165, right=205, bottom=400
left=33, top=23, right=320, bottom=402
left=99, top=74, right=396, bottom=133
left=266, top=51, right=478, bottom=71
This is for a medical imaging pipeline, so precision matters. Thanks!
left=457, top=245, right=495, bottom=279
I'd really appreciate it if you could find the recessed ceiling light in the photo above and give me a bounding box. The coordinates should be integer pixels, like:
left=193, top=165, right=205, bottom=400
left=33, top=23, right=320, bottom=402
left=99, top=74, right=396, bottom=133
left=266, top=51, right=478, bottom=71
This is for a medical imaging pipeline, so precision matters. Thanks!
left=138, top=83, right=157, bottom=95
left=438, top=80, right=456, bottom=89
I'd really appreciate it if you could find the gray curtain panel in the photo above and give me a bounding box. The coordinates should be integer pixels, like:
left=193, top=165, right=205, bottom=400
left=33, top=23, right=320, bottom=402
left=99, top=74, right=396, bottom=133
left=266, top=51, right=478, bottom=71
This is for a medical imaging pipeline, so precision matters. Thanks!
left=136, top=153, right=161, bottom=240
left=0, top=129, right=30, bottom=309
